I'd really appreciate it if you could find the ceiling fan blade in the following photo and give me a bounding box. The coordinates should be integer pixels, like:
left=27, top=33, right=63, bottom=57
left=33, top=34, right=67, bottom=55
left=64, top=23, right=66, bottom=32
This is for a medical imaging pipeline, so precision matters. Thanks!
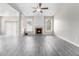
left=33, top=10, right=37, bottom=13
left=38, top=3, right=42, bottom=8
left=41, top=7, right=48, bottom=9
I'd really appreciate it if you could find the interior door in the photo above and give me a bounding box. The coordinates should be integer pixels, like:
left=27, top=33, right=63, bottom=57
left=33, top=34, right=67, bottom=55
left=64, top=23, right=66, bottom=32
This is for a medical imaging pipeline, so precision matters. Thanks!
left=5, top=21, right=17, bottom=37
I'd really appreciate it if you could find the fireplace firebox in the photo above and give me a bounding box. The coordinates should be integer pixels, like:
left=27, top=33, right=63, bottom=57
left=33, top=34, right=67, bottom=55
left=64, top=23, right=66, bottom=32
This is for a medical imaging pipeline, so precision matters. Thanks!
left=35, top=28, right=42, bottom=34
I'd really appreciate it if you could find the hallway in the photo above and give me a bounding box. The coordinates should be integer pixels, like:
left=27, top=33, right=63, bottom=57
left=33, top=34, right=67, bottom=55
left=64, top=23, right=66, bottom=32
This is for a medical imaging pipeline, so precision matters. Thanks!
left=0, top=35, right=79, bottom=56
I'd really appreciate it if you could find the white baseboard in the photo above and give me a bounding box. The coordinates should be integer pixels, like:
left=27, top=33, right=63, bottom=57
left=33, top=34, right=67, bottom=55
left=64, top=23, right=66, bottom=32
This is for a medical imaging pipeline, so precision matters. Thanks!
left=57, top=36, right=79, bottom=47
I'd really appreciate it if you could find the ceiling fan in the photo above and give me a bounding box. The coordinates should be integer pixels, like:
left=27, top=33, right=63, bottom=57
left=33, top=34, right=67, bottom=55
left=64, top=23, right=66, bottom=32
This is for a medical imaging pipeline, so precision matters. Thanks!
left=32, top=3, right=48, bottom=13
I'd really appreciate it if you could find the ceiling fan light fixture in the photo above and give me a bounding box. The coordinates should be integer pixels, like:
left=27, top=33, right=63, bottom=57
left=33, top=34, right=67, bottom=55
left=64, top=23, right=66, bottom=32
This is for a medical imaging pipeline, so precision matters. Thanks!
left=32, top=3, right=48, bottom=13
left=37, top=8, right=41, bottom=12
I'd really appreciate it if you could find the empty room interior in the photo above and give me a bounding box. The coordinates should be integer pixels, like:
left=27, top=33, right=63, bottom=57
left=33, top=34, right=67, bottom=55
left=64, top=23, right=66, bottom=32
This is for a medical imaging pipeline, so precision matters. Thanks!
left=0, top=3, right=79, bottom=56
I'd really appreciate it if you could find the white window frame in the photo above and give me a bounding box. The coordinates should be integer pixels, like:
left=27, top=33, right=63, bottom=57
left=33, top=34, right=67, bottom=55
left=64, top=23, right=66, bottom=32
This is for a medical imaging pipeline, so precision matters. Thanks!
left=44, top=16, right=53, bottom=33
left=25, top=16, right=34, bottom=33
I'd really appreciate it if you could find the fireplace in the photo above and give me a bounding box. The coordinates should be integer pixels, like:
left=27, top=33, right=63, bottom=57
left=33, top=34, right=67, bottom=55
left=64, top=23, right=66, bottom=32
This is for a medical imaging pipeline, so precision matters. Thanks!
left=35, top=28, right=42, bottom=34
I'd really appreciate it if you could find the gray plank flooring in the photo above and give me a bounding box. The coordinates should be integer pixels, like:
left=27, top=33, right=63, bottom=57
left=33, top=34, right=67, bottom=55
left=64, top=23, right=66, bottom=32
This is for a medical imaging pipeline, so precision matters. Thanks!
left=0, top=35, right=79, bottom=56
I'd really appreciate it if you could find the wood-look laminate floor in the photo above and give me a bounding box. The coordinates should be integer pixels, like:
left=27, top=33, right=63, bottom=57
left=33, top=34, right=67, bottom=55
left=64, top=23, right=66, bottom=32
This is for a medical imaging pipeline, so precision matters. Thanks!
left=0, top=35, right=79, bottom=56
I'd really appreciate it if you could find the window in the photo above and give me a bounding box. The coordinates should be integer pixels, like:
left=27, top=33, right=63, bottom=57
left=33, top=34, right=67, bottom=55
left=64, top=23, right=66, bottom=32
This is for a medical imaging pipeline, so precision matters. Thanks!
left=44, top=16, right=53, bottom=33
left=26, top=17, right=34, bottom=32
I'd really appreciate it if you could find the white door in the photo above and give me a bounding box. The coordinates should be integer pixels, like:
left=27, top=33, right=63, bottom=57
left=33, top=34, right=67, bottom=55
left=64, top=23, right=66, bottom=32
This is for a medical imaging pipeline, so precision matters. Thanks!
left=5, top=21, right=17, bottom=37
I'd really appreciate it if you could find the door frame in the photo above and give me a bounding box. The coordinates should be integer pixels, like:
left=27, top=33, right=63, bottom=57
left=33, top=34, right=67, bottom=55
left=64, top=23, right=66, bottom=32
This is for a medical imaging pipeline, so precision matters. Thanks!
left=4, top=21, right=18, bottom=37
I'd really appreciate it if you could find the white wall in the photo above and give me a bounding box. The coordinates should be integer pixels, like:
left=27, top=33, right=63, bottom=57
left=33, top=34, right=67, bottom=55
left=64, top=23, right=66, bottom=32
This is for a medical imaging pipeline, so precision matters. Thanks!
left=21, top=14, right=54, bottom=35
left=21, top=15, right=45, bottom=34
left=54, top=3, right=79, bottom=46
left=34, top=14, right=44, bottom=28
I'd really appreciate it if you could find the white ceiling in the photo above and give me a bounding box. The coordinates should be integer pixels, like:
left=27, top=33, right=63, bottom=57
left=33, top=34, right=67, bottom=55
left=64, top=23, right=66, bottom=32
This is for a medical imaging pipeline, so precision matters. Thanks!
left=0, top=3, right=19, bottom=16
left=1, top=3, right=79, bottom=17
left=9, top=3, right=61, bottom=16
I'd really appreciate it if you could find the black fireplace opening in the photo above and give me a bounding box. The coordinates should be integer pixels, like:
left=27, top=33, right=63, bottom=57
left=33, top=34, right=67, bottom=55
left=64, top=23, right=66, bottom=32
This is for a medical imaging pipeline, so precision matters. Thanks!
left=35, top=28, right=42, bottom=34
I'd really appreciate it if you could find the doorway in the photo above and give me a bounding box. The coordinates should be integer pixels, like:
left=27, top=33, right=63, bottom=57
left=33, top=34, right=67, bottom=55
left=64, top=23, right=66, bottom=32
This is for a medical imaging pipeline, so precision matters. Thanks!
left=5, top=21, right=18, bottom=37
